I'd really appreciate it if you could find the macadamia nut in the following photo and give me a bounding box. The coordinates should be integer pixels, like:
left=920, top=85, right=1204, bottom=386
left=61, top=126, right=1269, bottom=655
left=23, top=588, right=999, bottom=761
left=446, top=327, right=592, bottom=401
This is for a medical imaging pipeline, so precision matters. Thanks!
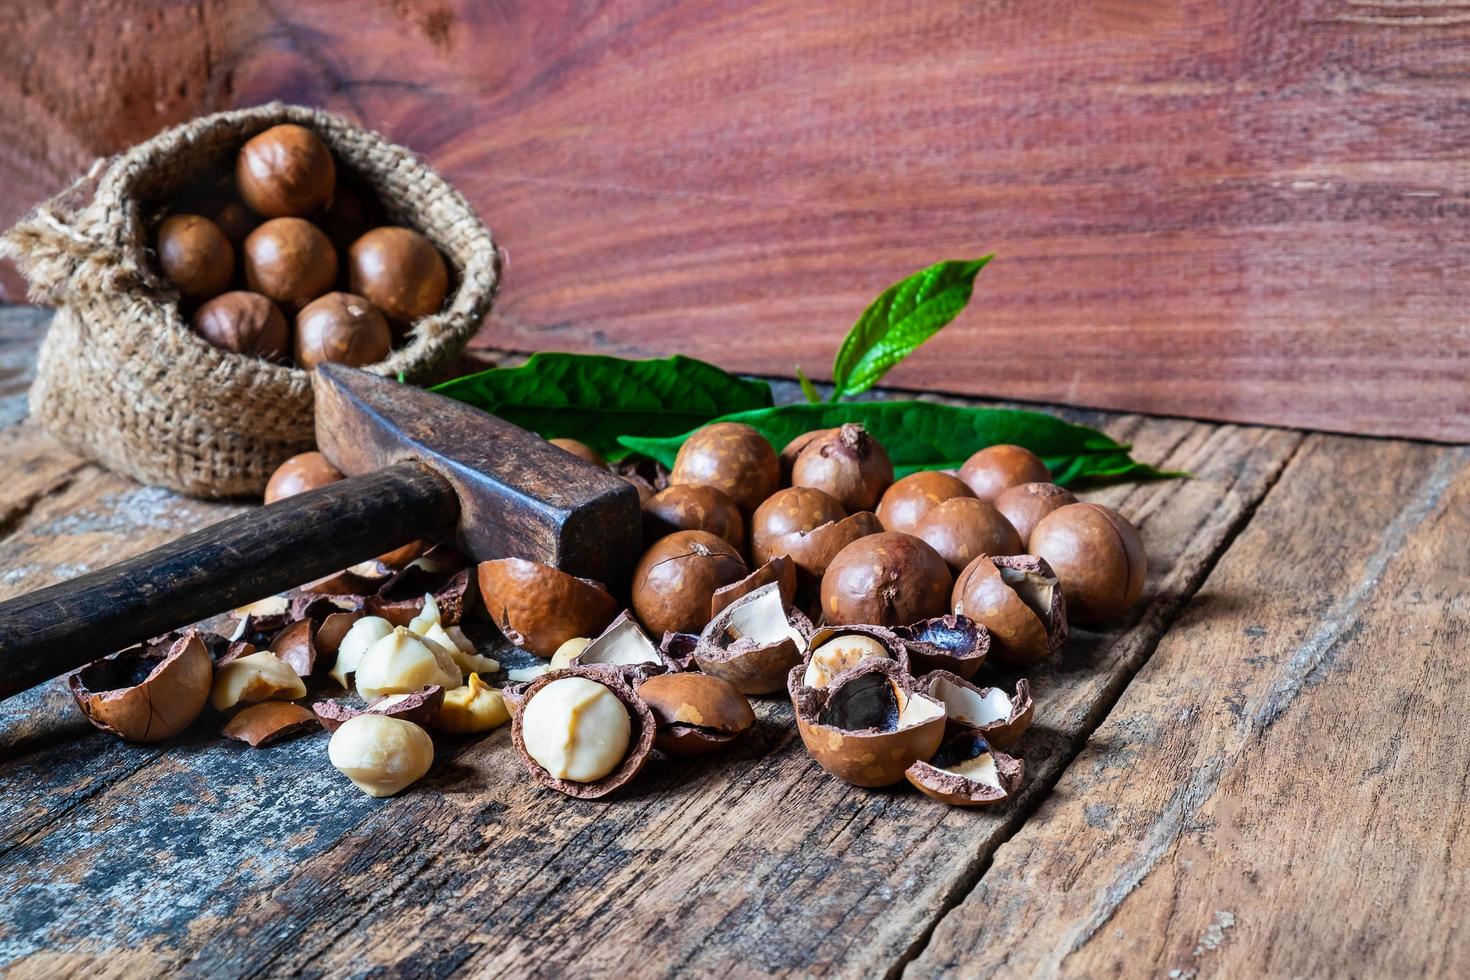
left=803, top=634, right=892, bottom=688
left=520, top=676, right=631, bottom=782
left=328, top=714, right=434, bottom=797
left=354, top=627, right=462, bottom=700
left=330, top=616, right=394, bottom=687
left=211, top=652, right=306, bottom=711
left=433, top=674, right=510, bottom=734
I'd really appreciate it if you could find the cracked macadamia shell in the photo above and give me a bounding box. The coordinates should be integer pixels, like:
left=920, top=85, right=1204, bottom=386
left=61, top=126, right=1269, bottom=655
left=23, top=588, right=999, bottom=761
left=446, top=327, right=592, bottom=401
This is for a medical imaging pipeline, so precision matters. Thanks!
left=893, top=614, right=989, bottom=680
left=511, top=668, right=656, bottom=799
left=951, top=554, right=1067, bottom=668
left=876, top=471, right=975, bottom=533
left=478, top=558, right=620, bottom=657
left=711, top=555, right=797, bottom=620
left=789, top=659, right=946, bottom=788
left=669, top=422, right=780, bottom=513
left=905, top=733, right=1024, bottom=807
left=572, top=611, right=673, bottom=684
left=958, top=445, right=1052, bottom=502
left=821, top=532, right=953, bottom=627
left=223, top=702, right=320, bottom=747
left=921, top=671, right=1034, bottom=749
left=636, top=672, right=756, bottom=756
left=69, top=633, right=213, bottom=742
left=993, top=482, right=1077, bottom=547
left=1029, top=502, right=1147, bottom=624
left=643, top=483, right=746, bottom=552
left=632, top=529, right=748, bottom=636
left=790, top=423, right=894, bottom=513
left=800, top=624, right=909, bottom=689
left=695, top=581, right=813, bottom=695
left=913, top=497, right=1024, bottom=574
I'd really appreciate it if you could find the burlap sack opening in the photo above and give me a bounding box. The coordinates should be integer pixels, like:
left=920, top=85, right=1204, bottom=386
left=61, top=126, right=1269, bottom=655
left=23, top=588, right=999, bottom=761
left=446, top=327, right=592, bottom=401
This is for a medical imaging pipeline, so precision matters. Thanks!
left=0, top=103, right=500, bottom=498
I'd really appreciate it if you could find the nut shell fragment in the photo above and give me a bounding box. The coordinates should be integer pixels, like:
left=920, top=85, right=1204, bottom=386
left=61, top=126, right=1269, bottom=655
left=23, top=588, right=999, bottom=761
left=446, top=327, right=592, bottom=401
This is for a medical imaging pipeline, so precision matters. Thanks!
left=921, top=671, right=1034, bottom=749
left=313, top=685, right=446, bottom=734
left=637, top=672, right=756, bottom=756
left=696, top=582, right=813, bottom=695
left=222, top=702, right=320, bottom=747
left=710, top=555, right=797, bottom=620
left=479, top=558, right=620, bottom=657
left=905, top=733, right=1024, bottom=807
left=893, top=614, right=989, bottom=680
left=69, top=633, right=213, bottom=743
left=572, top=611, right=674, bottom=684
left=511, top=667, right=656, bottom=799
left=268, top=618, right=319, bottom=677
left=951, top=554, right=1067, bottom=667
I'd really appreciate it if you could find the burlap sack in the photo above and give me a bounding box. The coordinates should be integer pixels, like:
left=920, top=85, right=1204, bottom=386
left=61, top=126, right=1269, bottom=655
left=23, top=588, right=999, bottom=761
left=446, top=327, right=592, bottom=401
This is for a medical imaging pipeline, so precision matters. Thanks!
left=0, top=103, right=500, bottom=498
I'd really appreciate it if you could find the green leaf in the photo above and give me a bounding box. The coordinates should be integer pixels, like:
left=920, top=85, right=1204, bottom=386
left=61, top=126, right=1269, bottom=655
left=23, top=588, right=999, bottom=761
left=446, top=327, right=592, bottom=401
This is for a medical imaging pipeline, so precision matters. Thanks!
left=432, top=352, right=774, bottom=460
left=830, top=257, right=993, bottom=400
left=618, top=401, right=1185, bottom=487
left=795, top=366, right=821, bottom=404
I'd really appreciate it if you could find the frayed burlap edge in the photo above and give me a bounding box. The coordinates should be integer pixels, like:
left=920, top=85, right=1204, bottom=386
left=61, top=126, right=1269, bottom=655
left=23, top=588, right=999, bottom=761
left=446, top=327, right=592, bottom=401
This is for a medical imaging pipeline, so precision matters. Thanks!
left=0, top=103, right=500, bottom=499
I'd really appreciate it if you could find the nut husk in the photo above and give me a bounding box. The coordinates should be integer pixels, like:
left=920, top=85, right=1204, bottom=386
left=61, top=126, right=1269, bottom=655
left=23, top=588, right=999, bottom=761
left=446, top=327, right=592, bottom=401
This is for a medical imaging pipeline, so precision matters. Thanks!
left=920, top=671, right=1034, bottom=749
left=636, top=672, right=756, bottom=756
left=695, top=582, right=814, bottom=695
left=511, top=667, right=656, bottom=799
left=478, top=558, right=620, bottom=657
left=820, top=532, right=953, bottom=627
left=69, top=632, right=213, bottom=742
left=222, top=701, right=320, bottom=747
left=789, top=658, right=946, bottom=788
left=710, top=555, right=797, bottom=620
left=312, top=685, right=446, bottom=733
left=951, top=554, right=1067, bottom=667
left=632, top=529, right=747, bottom=636
left=905, top=732, right=1024, bottom=807
left=893, top=614, right=989, bottom=680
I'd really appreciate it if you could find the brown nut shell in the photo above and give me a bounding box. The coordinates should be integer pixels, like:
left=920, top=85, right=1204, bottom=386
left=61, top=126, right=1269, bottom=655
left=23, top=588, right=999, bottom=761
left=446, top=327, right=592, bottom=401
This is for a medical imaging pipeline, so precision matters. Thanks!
left=905, top=732, right=1024, bottom=807
left=222, top=701, right=320, bottom=747
left=348, top=226, right=449, bottom=325
left=959, top=444, right=1052, bottom=502
left=236, top=123, right=336, bottom=218
left=572, top=611, right=674, bottom=685
left=789, top=658, right=946, bottom=788
left=643, top=483, right=746, bottom=552
left=669, top=422, right=780, bottom=513
left=637, top=672, right=756, bottom=756
left=779, top=428, right=836, bottom=483
left=316, top=610, right=364, bottom=658
left=695, top=581, right=814, bottom=695
left=191, top=291, right=289, bottom=362
left=821, top=532, right=953, bottom=627
left=951, top=554, right=1067, bottom=668
left=268, top=618, right=319, bottom=677
left=876, top=470, right=975, bottom=533
left=993, top=482, right=1077, bottom=547
left=711, top=555, right=797, bottom=620
left=478, top=558, right=619, bottom=657
left=264, top=451, right=344, bottom=504
left=800, top=623, right=911, bottom=688
left=632, top=530, right=748, bottom=636
left=157, top=214, right=234, bottom=302
left=1030, top=503, right=1147, bottom=624
left=68, top=633, right=213, bottom=743
left=294, top=292, right=392, bottom=369
left=312, top=685, right=446, bottom=734
left=243, top=217, right=338, bottom=310
left=912, top=497, right=1024, bottom=574
left=790, top=423, right=893, bottom=512
left=511, top=667, right=656, bottom=800
left=893, top=614, right=989, bottom=680
left=921, top=671, right=1034, bottom=749
left=549, top=438, right=607, bottom=468
left=751, top=486, right=848, bottom=565
left=367, top=564, right=475, bottom=627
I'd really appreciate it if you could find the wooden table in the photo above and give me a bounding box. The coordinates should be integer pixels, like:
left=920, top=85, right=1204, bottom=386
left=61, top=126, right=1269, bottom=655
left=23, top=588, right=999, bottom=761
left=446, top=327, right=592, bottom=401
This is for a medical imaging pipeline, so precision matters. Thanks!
left=0, top=305, right=1464, bottom=978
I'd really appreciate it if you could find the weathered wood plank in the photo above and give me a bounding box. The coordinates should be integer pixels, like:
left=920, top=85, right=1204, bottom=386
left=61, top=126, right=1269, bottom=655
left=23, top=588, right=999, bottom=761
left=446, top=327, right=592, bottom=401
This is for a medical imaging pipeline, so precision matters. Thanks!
left=907, top=435, right=1470, bottom=978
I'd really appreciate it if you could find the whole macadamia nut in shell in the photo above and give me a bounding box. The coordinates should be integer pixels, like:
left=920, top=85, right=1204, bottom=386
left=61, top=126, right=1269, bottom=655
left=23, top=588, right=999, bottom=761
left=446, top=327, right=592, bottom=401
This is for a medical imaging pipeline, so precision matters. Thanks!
left=236, top=123, right=336, bottom=218
left=190, top=291, right=289, bottom=361
left=1029, top=503, right=1147, bottom=623
left=348, top=226, right=449, bottom=325
left=876, top=470, right=974, bottom=533
left=791, top=423, right=893, bottom=512
left=751, top=487, right=847, bottom=566
left=993, top=482, right=1077, bottom=546
left=294, top=292, right=392, bottom=369
left=264, top=451, right=344, bottom=503
left=913, top=497, right=1024, bottom=574
left=959, top=444, right=1051, bottom=502
left=157, top=214, right=235, bottom=302
left=821, top=531, right=953, bottom=627
left=632, top=529, right=748, bottom=636
left=643, top=483, right=746, bottom=552
left=244, top=217, right=338, bottom=310
left=670, top=422, right=780, bottom=513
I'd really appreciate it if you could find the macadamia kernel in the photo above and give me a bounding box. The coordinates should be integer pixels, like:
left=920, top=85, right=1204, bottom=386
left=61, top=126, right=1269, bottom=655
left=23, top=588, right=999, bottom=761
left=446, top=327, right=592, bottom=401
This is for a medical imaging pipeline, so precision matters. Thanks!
left=328, top=714, right=434, bottom=797
left=434, top=674, right=511, bottom=734
left=550, top=637, right=592, bottom=669
left=355, top=627, right=462, bottom=701
left=211, top=652, right=306, bottom=711
left=803, top=634, right=892, bottom=688
left=330, top=616, right=394, bottom=687
left=520, top=677, right=631, bottom=782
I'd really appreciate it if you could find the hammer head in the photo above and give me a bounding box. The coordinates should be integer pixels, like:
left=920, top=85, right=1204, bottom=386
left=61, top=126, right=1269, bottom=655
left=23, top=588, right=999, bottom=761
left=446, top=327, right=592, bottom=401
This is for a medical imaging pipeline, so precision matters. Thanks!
left=312, top=365, right=642, bottom=586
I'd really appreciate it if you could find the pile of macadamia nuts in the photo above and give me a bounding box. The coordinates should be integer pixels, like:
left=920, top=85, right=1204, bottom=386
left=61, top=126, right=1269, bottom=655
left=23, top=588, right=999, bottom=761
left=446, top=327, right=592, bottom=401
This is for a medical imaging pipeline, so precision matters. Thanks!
left=67, top=423, right=1146, bottom=808
left=154, top=123, right=449, bottom=369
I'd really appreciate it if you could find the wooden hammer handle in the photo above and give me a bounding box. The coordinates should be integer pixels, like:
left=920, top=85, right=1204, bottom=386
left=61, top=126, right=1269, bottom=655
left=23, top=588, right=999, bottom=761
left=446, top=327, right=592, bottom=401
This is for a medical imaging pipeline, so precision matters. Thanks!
left=0, top=461, right=458, bottom=700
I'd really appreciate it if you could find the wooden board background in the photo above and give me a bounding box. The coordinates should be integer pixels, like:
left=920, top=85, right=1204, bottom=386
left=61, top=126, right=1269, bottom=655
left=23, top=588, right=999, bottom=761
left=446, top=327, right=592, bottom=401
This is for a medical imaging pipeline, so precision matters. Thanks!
left=1, top=0, right=1468, bottom=441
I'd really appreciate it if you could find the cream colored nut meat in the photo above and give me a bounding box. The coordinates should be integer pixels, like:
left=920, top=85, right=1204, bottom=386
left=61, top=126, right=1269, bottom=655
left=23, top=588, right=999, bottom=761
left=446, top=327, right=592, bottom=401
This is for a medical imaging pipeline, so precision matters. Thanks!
left=355, top=627, right=462, bottom=700
left=550, top=637, right=592, bottom=669
left=434, top=674, right=511, bottom=734
left=330, top=616, right=393, bottom=687
left=803, top=634, right=891, bottom=688
left=520, top=677, right=631, bottom=782
left=328, top=714, right=434, bottom=797
left=211, top=652, right=306, bottom=711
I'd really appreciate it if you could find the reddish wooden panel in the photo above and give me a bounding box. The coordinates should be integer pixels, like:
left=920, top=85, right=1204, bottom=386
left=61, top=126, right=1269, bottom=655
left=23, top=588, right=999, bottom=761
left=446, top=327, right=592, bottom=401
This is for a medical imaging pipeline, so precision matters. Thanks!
left=1, top=0, right=1467, bottom=439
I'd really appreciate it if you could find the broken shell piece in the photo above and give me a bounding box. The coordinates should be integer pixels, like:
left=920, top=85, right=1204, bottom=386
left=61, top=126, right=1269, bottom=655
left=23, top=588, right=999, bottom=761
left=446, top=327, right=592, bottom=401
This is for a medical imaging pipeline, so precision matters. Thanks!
left=222, top=702, right=320, bottom=747
left=367, top=565, right=475, bottom=627
left=268, top=619, right=319, bottom=677
left=313, top=685, right=446, bottom=733
left=695, top=582, right=814, bottom=695
left=211, top=652, right=306, bottom=711
left=550, top=637, right=592, bottom=669
left=710, top=555, right=797, bottom=620
left=951, top=554, right=1066, bottom=668
left=775, top=512, right=884, bottom=585
left=478, top=558, right=620, bottom=657
left=287, top=593, right=364, bottom=622
left=921, top=671, right=1034, bottom=749
left=69, top=633, right=213, bottom=743
left=316, top=610, right=363, bottom=658
left=658, top=631, right=701, bottom=671
left=219, top=641, right=256, bottom=666
left=789, top=658, right=946, bottom=788
left=636, top=672, right=756, bottom=756
left=905, top=733, right=1024, bottom=807
left=301, top=568, right=383, bottom=596
left=511, top=667, right=656, bottom=799
left=330, top=616, right=394, bottom=687
left=355, top=627, right=462, bottom=700
left=893, top=614, right=989, bottom=680
left=572, top=611, right=672, bottom=683
left=433, top=674, right=510, bottom=734
left=799, top=624, right=908, bottom=689
left=499, top=680, right=532, bottom=714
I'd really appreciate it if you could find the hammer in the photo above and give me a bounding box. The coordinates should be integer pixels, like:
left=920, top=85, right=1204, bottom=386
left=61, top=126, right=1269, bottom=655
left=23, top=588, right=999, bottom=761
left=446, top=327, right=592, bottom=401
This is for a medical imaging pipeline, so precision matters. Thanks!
left=0, top=365, right=642, bottom=700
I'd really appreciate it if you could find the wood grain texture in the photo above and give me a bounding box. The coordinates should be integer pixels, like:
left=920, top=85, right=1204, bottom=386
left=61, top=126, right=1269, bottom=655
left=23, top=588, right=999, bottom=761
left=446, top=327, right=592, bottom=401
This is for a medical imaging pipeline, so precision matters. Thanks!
left=1, top=2, right=1468, bottom=440
left=908, top=434, right=1470, bottom=978
left=0, top=305, right=1302, bottom=974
